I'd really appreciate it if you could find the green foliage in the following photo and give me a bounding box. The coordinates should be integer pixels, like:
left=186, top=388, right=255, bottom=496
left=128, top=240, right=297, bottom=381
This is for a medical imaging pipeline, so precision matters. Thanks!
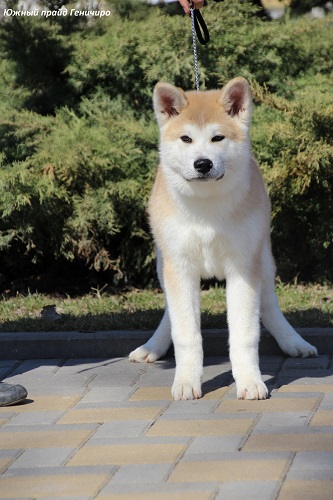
left=0, top=0, right=332, bottom=289
left=251, top=76, right=333, bottom=281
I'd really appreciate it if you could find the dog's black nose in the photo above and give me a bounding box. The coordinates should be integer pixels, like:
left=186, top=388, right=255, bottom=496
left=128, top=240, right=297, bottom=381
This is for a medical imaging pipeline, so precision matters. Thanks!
left=194, top=158, right=213, bottom=174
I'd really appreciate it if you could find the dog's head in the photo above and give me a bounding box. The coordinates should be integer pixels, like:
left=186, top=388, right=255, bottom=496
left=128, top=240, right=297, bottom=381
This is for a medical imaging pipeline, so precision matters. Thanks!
left=153, top=77, right=253, bottom=187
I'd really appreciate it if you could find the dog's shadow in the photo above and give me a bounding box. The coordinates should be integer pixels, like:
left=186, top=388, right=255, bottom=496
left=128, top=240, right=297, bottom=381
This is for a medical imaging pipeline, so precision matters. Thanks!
left=154, top=353, right=332, bottom=400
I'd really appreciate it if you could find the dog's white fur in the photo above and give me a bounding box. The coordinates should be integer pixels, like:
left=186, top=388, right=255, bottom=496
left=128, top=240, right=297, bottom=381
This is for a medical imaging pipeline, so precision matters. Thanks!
left=129, top=77, right=317, bottom=400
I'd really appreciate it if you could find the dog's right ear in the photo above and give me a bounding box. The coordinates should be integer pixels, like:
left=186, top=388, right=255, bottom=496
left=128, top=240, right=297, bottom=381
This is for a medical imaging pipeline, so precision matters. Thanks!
left=153, top=82, right=188, bottom=128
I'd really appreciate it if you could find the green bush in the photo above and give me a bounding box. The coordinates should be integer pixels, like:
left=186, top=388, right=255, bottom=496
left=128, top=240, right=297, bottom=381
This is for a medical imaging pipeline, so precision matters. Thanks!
left=0, top=0, right=332, bottom=289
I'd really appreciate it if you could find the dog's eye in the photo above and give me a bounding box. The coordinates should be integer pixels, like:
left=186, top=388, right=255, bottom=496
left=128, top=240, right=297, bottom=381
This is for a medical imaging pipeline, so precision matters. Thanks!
left=180, top=135, right=192, bottom=143
left=212, top=135, right=225, bottom=142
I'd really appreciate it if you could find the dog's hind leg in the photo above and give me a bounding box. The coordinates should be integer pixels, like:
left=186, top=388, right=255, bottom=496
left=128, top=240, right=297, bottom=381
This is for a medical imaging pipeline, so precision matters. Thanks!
left=129, top=250, right=172, bottom=363
left=260, top=243, right=318, bottom=358
left=129, top=306, right=172, bottom=363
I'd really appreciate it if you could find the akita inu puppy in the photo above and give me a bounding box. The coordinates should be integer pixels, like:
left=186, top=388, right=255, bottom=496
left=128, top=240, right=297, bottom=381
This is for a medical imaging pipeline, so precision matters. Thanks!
left=130, top=77, right=317, bottom=400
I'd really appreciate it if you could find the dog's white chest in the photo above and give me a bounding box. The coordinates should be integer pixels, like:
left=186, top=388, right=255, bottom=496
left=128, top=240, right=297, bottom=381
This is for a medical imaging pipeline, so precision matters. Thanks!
left=175, top=222, right=226, bottom=280
left=199, top=228, right=225, bottom=280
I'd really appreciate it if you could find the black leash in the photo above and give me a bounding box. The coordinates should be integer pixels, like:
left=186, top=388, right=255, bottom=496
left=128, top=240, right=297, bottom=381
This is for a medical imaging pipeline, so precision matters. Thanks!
left=191, top=4, right=210, bottom=45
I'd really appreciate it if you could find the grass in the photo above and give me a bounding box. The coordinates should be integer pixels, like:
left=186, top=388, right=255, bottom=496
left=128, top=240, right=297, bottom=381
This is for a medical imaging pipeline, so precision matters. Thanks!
left=0, top=283, right=332, bottom=333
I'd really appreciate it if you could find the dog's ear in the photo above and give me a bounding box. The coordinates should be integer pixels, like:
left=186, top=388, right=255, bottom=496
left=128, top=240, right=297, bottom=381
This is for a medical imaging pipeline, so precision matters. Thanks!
left=153, top=82, right=188, bottom=128
left=219, top=77, right=253, bottom=126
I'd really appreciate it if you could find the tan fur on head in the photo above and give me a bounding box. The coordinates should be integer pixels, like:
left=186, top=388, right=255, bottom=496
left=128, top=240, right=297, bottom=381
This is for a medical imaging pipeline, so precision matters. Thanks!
left=153, top=77, right=253, bottom=129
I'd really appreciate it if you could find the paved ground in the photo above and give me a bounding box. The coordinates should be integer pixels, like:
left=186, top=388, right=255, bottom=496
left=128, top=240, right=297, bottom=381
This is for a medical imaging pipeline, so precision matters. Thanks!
left=0, top=353, right=333, bottom=499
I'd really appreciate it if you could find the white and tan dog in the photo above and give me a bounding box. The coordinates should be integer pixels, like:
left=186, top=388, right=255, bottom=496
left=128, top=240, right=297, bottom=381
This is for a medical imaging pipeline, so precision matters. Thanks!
left=129, top=77, right=317, bottom=400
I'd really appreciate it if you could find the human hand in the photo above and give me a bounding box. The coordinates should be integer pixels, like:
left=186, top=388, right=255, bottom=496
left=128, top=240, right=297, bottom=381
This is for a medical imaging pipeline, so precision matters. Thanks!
left=178, top=0, right=205, bottom=15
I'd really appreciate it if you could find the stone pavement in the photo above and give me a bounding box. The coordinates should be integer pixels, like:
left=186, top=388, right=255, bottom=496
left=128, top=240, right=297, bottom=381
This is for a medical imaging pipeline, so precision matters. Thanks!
left=0, top=354, right=333, bottom=499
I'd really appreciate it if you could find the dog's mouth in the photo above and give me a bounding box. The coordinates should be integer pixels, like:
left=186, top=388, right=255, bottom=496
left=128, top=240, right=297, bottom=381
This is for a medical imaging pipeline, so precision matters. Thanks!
left=187, top=173, right=224, bottom=182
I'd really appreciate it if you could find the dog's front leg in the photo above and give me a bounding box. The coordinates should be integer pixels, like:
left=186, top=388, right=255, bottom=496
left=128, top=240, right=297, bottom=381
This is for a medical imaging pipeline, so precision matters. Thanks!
left=163, top=257, right=203, bottom=400
left=227, top=273, right=268, bottom=400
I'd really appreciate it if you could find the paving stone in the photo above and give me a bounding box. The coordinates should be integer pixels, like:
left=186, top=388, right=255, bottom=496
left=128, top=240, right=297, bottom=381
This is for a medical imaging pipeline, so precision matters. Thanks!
left=0, top=412, right=16, bottom=425
left=98, top=482, right=219, bottom=499
left=23, top=387, right=87, bottom=396
left=1, top=354, right=333, bottom=498
left=57, top=406, right=164, bottom=424
left=61, top=359, right=112, bottom=373
left=243, top=431, right=333, bottom=452
left=318, top=392, right=333, bottom=409
left=168, top=458, right=289, bottom=483
left=91, top=420, right=152, bottom=439
left=68, top=442, right=188, bottom=466
left=0, top=450, right=22, bottom=460
left=8, top=411, right=66, bottom=426
left=276, top=376, right=333, bottom=388
left=279, top=480, right=333, bottom=500
left=8, top=448, right=75, bottom=469
left=286, top=451, right=333, bottom=480
left=129, top=387, right=173, bottom=401
left=0, top=395, right=81, bottom=413
left=129, top=386, right=228, bottom=403
left=81, top=387, right=135, bottom=402
left=0, top=427, right=96, bottom=450
left=39, top=497, right=91, bottom=500
left=52, top=374, right=97, bottom=387
left=270, top=391, right=323, bottom=399
left=162, top=400, right=217, bottom=415
left=216, top=397, right=319, bottom=414
left=183, top=435, right=244, bottom=455
left=3, top=465, right=115, bottom=477
left=0, top=458, right=14, bottom=474
left=88, top=360, right=147, bottom=387
left=74, top=400, right=166, bottom=410
left=216, top=480, right=281, bottom=500
left=0, top=472, right=111, bottom=498
left=255, top=411, right=312, bottom=428
left=183, top=451, right=292, bottom=461
left=110, top=463, right=173, bottom=484
left=310, top=409, right=333, bottom=426
left=158, top=412, right=255, bottom=421
left=146, top=417, right=254, bottom=437
left=133, top=366, right=176, bottom=387
left=201, top=386, right=230, bottom=399
left=201, top=370, right=232, bottom=387
left=9, top=360, right=62, bottom=376
left=277, top=383, right=333, bottom=393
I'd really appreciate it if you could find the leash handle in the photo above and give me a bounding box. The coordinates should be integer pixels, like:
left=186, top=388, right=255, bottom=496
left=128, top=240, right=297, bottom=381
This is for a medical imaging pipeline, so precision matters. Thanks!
left=189, top=1, right=210, bottom=45
left=192, top=7, right=210, bottom=45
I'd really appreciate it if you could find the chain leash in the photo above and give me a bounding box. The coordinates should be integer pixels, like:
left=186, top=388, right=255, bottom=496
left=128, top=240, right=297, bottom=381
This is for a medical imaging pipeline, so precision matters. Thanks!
left=188, top=1, right=210, bottom=91
left=190, top=3, right=200, bottom=91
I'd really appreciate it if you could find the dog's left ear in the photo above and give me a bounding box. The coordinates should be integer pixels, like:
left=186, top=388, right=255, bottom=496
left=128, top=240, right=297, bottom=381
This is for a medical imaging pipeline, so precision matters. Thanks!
left=219, top=77, right=253, bottom=127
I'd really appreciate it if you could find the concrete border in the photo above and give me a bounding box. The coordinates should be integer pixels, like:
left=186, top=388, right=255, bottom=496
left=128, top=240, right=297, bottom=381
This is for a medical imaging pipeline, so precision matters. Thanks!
left=0, top=328, right=332, bottom=359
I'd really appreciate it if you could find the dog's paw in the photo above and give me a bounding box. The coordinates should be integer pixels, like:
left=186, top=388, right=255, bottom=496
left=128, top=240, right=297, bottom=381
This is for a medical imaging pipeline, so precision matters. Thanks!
left=236, top=379, right=268, bottom=400
left=172, top=380, right=202, bottom=400
left=129, top=344, right=160, bottom=363
left=279, top=336, right=318, bottom=358
left=172, top=372, right=202, bottom=400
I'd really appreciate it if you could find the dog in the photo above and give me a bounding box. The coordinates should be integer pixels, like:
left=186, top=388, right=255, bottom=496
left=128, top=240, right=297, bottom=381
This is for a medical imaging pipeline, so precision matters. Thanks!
left=129, top=77, right=317, bottom=400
